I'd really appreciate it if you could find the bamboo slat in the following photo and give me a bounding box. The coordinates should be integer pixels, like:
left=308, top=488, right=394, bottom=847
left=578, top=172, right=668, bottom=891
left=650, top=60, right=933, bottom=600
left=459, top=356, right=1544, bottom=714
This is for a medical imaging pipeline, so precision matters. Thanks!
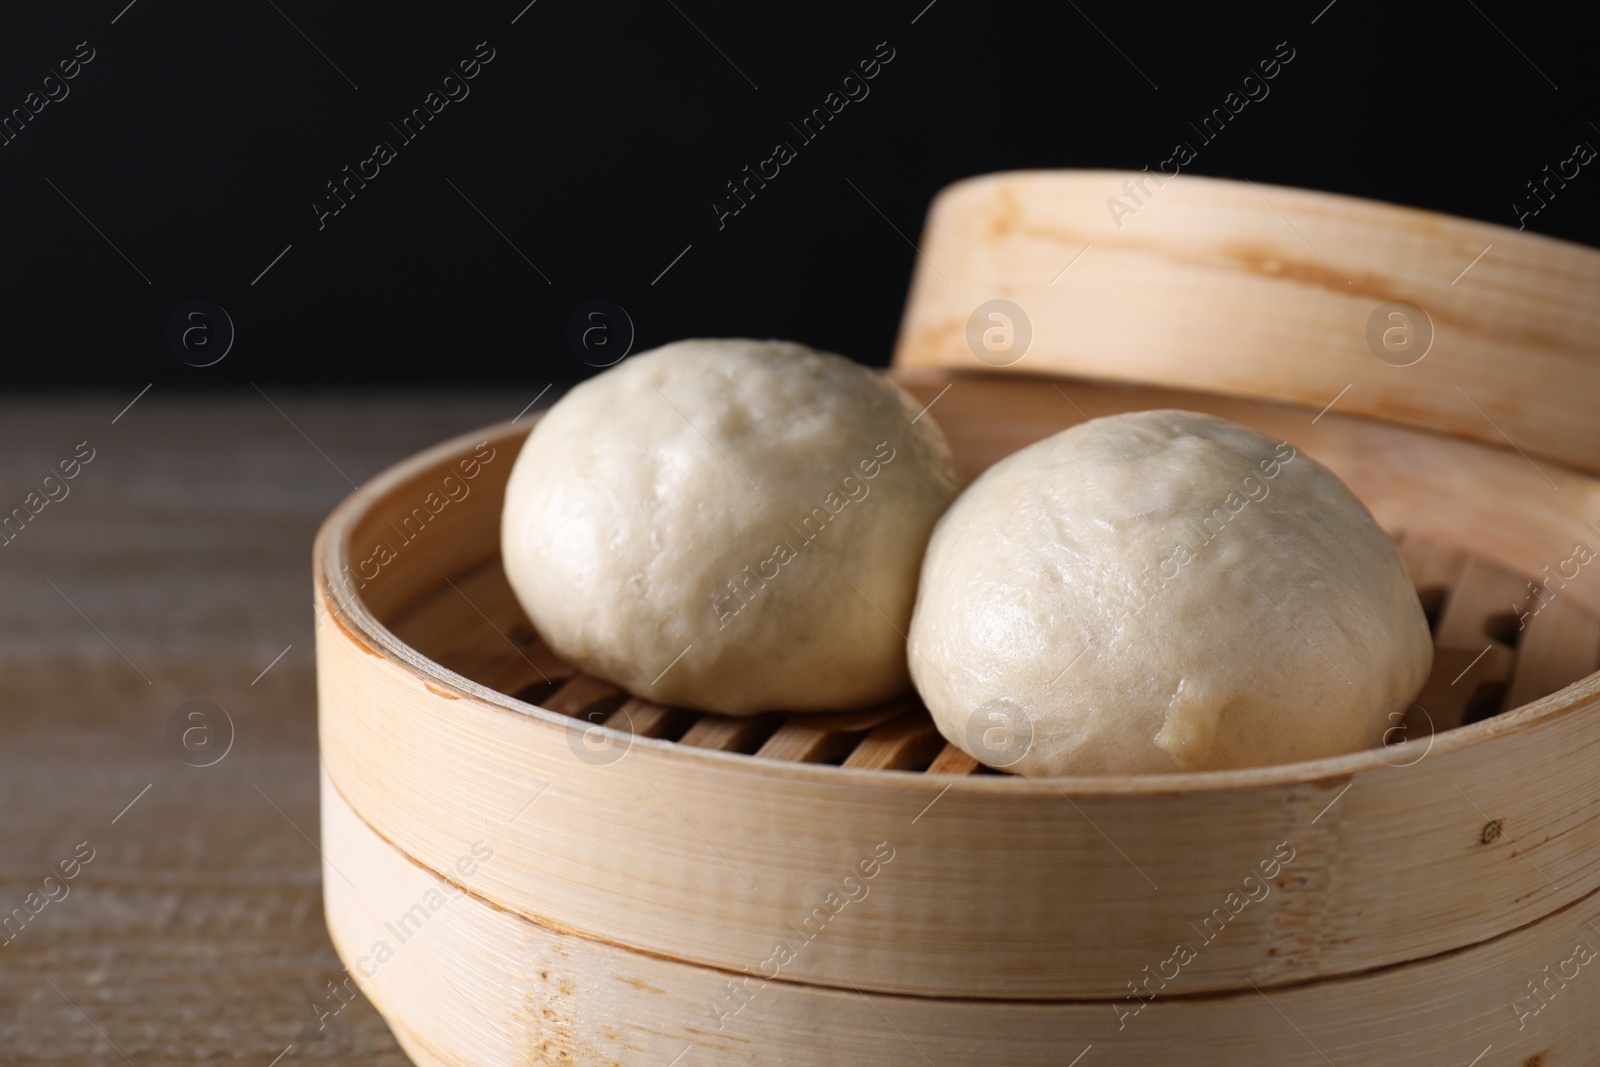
left=1506, top=598, right=1600, bottom=710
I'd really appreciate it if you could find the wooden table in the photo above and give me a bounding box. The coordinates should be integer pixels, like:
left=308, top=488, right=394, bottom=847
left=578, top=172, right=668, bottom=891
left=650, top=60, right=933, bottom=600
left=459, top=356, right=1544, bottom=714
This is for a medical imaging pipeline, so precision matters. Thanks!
left=0, top=391, right=536, bottom=1065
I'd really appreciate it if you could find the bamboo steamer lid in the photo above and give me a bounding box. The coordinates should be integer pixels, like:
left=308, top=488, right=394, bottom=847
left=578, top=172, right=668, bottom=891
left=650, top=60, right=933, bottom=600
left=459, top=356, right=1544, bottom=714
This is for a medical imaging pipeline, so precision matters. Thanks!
left=894, top=169, right=1600, bottom=474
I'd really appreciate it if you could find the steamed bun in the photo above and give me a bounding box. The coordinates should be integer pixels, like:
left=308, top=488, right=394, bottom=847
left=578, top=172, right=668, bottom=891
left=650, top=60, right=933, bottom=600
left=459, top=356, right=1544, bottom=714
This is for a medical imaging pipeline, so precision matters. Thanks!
left=908, top=409, right=1432, bottom=775
left=502, top=339, right=961, bottom=714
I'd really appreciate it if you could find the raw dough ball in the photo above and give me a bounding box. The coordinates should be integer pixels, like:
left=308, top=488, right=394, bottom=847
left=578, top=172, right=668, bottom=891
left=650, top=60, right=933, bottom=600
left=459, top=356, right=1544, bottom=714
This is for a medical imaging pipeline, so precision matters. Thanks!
left=502, top=339, right=961, bottom=715
left=908, top=409, right=1432, bottom=776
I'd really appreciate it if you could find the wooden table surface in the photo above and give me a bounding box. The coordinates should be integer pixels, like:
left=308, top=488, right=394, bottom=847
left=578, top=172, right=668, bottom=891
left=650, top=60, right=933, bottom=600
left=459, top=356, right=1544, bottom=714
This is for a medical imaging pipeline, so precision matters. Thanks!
left=0, top=391, right=540, bottom=1066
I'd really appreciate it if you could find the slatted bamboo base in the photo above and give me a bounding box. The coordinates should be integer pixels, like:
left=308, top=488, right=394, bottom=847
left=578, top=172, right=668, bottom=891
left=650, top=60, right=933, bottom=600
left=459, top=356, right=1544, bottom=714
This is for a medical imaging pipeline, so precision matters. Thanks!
left=386, top=532, right=1600, bottom=780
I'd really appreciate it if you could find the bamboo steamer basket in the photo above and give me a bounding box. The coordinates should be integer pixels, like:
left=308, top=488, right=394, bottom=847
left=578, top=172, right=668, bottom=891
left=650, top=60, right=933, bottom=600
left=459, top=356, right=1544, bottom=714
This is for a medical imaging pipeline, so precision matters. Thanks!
left=316, top=171, right=1600, bottom=1065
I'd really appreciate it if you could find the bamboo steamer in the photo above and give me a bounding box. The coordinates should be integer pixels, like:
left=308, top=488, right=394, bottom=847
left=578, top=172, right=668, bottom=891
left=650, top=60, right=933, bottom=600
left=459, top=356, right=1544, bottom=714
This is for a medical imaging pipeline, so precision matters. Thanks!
left=316, top=171, right=1600, bottom=1064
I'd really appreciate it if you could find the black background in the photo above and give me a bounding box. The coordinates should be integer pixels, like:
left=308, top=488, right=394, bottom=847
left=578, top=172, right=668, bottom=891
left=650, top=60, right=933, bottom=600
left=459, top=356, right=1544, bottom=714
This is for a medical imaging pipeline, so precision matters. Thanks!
left=1, top=0, right=1595, bottom=389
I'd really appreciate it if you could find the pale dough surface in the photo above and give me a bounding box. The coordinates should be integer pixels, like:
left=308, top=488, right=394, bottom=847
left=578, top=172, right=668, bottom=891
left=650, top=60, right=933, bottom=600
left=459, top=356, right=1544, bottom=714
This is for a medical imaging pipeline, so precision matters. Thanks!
left=908, top=409, right=1433, bottom=775
left=502, top=339, right=961, bottom=714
